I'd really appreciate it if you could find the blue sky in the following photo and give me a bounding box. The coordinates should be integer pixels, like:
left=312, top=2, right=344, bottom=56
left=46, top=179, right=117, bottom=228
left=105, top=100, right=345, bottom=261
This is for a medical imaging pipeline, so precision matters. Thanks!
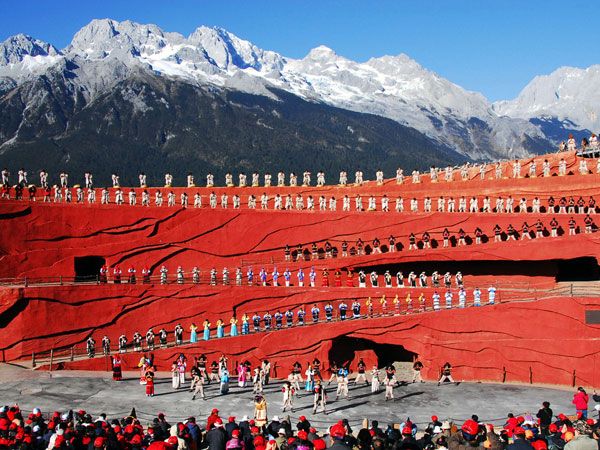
left=1, top=0, right=598, bottom=101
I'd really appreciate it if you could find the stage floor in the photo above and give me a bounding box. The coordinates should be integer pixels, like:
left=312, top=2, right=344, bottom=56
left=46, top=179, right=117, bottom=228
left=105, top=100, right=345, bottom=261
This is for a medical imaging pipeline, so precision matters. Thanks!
left=0, top=364, right=583, bottom=430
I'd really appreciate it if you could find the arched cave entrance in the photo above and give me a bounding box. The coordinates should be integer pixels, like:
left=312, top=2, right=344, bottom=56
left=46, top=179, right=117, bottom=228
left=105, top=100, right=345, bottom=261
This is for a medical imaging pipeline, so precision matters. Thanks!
left=328, top=335, right=416, bottom=369
left=74, top=256, right=106, bottom=282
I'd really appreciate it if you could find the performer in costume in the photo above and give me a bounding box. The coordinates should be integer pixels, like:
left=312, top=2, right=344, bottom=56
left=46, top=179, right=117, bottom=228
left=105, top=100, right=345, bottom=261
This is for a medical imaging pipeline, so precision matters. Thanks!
left=112, top=354, right=123, bottom=381
left=254, top=394, right=268, bottom=426
left=230, top=316, right=238, bottom=336
left=242, top=313, right=250, bottom=334
left=172, top=360, right=181, bottom=389
left=203, top=320, right=211, bottom=341
left=282, top=381, right=295, bottom=412
left=190, top=323, right=198, bottom=343
left=145, top=366, right=155, bottom=397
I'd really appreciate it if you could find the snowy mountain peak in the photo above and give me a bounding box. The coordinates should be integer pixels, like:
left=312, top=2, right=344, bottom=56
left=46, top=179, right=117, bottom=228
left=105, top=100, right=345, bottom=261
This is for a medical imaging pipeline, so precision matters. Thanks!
left=305, top=45, right=339, bottom=61
left=0, top=33, right=59, bottom=66
left=69, top=18, right=119, bottom=53
left=188, top=25, right=284, bottom=72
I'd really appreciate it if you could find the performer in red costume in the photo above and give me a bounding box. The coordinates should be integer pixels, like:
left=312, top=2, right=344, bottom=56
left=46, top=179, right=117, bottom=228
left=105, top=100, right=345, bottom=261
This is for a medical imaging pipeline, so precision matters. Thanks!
left=321, top=269, right=329, bottom=287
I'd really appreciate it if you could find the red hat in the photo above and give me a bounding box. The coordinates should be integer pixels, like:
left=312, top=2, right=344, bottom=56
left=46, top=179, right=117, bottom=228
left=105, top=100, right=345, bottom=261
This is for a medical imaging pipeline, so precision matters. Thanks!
left=513, top=427, right=526, bottom=436
left=461, top=420, right=479, bottom=437
left=558, top=414, right=567, bottom=421
left=228, top=417, right=236, bottom=423
left=167, top=436, right=179, bottom=446
left=299, top=416, right=306, bottom=421
left=402, top=426, right=412, bottom=435
left=531, top=440, right=548, bottom=450
left=287, top=438, right=296, bottom=445
left=130, top=435, right=142, bottom=445
left=214, top=419, right=223, bottom=427
left=587, top=419, right=596, bottom=426
left=309, top=427, right=316, bottom=434
left=54, top=435, right=65, bottom=448
left=212, top=409, right=219, bottom=414
left=148, top=442, right=173, bottom=450
left=549, top=424, right=558, bottom=433
left=517, top=416, right=525, bottom=424
left=298, top=431, right=308, bottom=440
left=330, top=422, right=346, bottom=439
left=251, top=427, right=260, bottom=434
left=254, top=436, right=266, bottom=447
left=432, top=416, right=438, bottom=422
left=313, top=439, right=326, bottom=450
left=232, top=430, right=240, bottom=438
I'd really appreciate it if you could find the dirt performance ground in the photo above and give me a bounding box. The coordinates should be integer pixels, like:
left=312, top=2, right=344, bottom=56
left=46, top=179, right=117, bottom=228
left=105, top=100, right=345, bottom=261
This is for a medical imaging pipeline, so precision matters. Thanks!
left=0, top=364, right=586, bottom=430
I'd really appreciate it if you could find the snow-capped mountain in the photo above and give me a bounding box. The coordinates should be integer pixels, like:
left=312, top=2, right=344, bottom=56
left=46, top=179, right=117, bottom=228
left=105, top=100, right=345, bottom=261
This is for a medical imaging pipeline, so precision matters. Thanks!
left=0, top=18, right=571, bottom=164
left=493, top=65, right=600, bottom=133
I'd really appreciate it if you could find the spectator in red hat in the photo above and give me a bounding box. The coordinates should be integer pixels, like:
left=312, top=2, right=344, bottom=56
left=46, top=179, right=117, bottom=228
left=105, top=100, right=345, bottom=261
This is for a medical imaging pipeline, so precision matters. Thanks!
left=400, top=423, right=419, bottom=450
left=224, top=417, right=238, bottom=439
left=226, top=429, right=245, bottom=450
left=207, top=409, right=221, bottom=431
left=507, top=427, right=532, bottom=450
left=328, top=421, right=350, bottom=450
left=297, top=416, right=311, bottom=433
left=254, top=435, right=266, bottom=450
left=449, top=421, right=500, bottom=450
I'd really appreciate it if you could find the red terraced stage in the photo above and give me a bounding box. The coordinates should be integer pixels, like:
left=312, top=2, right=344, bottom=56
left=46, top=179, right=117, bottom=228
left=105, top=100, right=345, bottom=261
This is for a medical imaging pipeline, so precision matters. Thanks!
left=1, top=150, right=600, bottom=387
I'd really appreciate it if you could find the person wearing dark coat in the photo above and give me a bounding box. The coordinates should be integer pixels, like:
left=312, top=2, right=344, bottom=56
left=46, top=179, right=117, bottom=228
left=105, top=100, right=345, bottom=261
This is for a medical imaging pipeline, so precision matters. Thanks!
left=547, top=424, right=565, bottom=450
left=225, top=417, right=239, bottom=439
left=356, top=426, right=373, bottom=450
left=537, top=402, right=554, bottom=435
left=205, top=421, right=227, bottom=450
left=238, top=417, right=251, bottom=440
left=371, top=420, right=384, bottom=439
left=155, top=414, right=171, bottom=441
left=397, top=425, right=420, bottom=450
left=267, top=418, right=281, bottom=439
left=297, top=416, right=311, bottom=433
left=186, top=417, right=202, bottom=449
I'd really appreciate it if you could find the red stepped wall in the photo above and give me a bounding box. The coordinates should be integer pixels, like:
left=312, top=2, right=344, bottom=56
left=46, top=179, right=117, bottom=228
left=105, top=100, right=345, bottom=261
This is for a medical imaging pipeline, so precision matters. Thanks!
left=1, top=151, right=600, bottom=387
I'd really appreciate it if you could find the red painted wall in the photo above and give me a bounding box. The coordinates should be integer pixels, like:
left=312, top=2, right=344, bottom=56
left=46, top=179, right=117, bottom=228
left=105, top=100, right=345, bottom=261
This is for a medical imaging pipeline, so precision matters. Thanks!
left=1, top=151, right=600, bottom=387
